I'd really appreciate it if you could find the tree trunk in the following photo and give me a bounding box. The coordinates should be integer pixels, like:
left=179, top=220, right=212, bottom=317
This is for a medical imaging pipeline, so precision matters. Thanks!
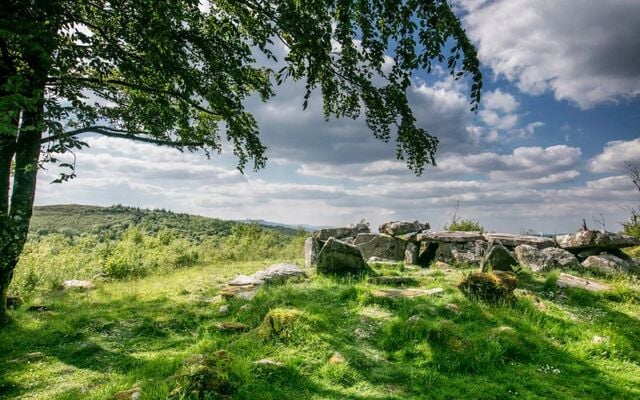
left=0, top=102, right=43, bottom=326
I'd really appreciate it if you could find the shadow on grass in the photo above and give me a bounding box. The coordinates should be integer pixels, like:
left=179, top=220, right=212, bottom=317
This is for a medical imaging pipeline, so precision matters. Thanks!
left=1, top=276, right=639, bottom=400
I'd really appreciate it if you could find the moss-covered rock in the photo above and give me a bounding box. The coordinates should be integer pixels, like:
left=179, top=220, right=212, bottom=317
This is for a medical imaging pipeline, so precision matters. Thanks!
left=458, top=271, right=518, bottom=302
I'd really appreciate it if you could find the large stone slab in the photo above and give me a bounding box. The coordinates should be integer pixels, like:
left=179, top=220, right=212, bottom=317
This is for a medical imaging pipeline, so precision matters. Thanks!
left=312, top=224, right=370, bottom=241
left=514, top=245, right=580, bottom=272
left=304, top=237, right=322, bottom=268
left=556, top=273, right=611, bottom=292
left=371, top=287, right=444, bottom=298
left=316, top=238, right=369, bottom=276
left=484, top=233, right=555, bottom=249
left=404, top=242, right=420, bottom=265
left=556, top=230, right=640, bottom=251
left=481, top=242, right=518, bottom=272
left=416, top=231, right=485, bottom=243
left=581, top=254, right=637, bottom=276
left=253, top=263, right=307, bottom=284
left=354, top=233, right=407, bottom=261
left=223, top=264, right=306, bottom=299
left=378, top=220, right=429, bottom=236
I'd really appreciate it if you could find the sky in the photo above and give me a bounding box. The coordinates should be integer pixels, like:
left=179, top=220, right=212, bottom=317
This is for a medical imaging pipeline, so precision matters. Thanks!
left=35, top=0, right=640, bottom=234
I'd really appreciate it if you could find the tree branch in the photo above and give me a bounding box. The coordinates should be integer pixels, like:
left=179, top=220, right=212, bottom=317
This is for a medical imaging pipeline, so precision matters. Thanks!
left=42, top=125, right=205, bottom=148
left=46, top=76, right=219, bottom=116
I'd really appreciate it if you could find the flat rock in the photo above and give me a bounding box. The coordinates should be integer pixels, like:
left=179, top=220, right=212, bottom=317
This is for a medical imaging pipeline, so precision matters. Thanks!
left=514, top=245, right=580, bottom=272
left=60, top=280, right=94, bottom=290
left=253, top=263, right=306, bottom=284
left=556, top=230, right=640, bottom=251
left=367, top=276, right=419, bottom=286
left=354, top=233, right=407, bottom=261
left=416, top=231, right=485, bottom=243
left=316, top=237, right=369, bottom=276
left=556, top=273, right=611, bottom=292
left=371, top=287, right=444, bottom=298
left=313, top=224, right=370, bottom=241
left=581, top=254, right=637, bottom=275
left=435, top=241, right=487, bottom=266
left=484, top=233, right=555, bottom=249
left=216, top=322, right=250, bottom=332
left=378, top=220, right=429, bottom=236
left=219, top=285, right=258, bottom=300
left=228, top=275, right=263, bottom=286
left=481, top=242, right=518, bottom=272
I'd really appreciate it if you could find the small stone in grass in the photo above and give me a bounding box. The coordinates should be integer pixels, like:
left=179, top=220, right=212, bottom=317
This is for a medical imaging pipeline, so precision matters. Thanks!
left=329, top=352, right=346, bottom=364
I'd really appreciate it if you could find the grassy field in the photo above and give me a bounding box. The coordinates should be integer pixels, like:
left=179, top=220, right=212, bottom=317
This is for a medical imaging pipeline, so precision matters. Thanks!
left=2, top=258, right=640, bottom=399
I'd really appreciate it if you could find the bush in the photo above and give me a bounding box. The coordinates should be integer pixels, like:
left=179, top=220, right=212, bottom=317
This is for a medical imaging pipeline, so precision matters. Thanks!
left=169, top=351, right=240, bottom=399
left=444, top=218, right=484, bottom=233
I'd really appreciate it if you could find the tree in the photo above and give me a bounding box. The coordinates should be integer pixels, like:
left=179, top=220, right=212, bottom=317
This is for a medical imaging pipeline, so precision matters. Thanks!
left=0, top=0, right=482, bottom=323
left=622, top=161, right=640, bottom=238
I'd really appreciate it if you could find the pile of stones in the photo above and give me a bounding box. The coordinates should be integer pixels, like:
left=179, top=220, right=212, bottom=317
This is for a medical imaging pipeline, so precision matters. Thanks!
left=305, top=221, right=640, bottom=276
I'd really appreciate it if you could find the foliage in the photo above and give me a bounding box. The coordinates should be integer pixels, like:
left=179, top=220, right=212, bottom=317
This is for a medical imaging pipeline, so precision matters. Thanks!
left=2, top=261, right=640, bottom=399
left=444, top=218, right=485, bottom=233
left=11, top=224, right=304, bottom=297
left=444, top=202, right=484, bottom=232
left=458, top=271, right=517, bottom=303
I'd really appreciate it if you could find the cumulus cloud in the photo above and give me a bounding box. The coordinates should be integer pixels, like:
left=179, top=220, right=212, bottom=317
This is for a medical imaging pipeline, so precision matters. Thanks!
left=457, top=0, right=640, bottom=109
left=588, top=138, right=640, bottom=173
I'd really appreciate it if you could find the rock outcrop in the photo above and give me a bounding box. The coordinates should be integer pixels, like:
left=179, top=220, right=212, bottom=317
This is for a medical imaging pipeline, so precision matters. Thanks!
left=312, top=223, right=370, bottom=241
left=484, top=233, right=555, bottom=249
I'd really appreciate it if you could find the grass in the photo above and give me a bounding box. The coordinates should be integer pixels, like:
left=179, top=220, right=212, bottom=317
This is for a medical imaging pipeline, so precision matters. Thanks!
left=2, top=259, right=640, bottom=399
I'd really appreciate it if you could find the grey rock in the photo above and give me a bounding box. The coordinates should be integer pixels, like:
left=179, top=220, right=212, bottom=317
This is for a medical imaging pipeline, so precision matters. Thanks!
left=416, top=231, right=485, bottom=243
left=254, top=358, right=284, bottom=367
left=316, top=237, right=369, bottom=276
left=367, top=257, right=400, bottom=265
left=404, top=242, right=420, bottom=265
left=218, top=305, right=229, bottom=315
left=556, top=273, right=611, bottom=292
left=481, top=242, right=518, bottom=272
left=253, top=263, right=306, bottom=284
left=354, top=233, right=407, bottom=261
left=484, top=233, right=555, bottom=249
left=435, top=241, right=487, bottom=266
left=60, top=280, right=94, bottom=290
left=581, top=254, right=637, bottom=275
left=313, top=224, right=370, bottom=241
left=514, top=245, right=580, bottom=272
left=304, top=237, right=323, bottom=268
left=228, top=275, right=263, bottom=286
left=378, top=220, right=430, bottom=236
left=556, top=230, right=640, bottom=251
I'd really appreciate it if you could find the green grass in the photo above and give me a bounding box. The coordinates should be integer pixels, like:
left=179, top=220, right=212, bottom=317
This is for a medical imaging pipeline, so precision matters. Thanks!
left=2, top=260, right=640, bottom=399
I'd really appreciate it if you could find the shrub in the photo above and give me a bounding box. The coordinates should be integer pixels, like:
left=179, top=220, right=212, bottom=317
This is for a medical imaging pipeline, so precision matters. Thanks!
left=169, top=351, right=240, bottom=400
left=458, top=271, right=517, bottom=303
left=444, top=218, right=484, bottom=233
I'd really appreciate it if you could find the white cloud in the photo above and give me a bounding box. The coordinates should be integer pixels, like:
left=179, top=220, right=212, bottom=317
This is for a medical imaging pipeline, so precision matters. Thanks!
left=588, top=138, right=640, bottom=173
left=458, top=0, right=640, bottom=109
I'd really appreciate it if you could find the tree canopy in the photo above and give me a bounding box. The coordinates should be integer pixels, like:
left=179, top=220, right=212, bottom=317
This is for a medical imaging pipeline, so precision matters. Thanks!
left=0, top=0, right=482, bottom=322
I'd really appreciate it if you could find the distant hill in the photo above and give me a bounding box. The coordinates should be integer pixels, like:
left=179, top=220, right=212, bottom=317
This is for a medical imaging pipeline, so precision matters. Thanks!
left=30, top=204, right=301, bottom=240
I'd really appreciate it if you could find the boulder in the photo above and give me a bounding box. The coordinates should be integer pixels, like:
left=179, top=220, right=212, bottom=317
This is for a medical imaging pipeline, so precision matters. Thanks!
left=555, top=230, right=640, bottom=251
left=378, top=220, right=429, bottom=236
left=416, top=231, right=485, bottom=243
left=304, top=237, right=323, bottom=268
left=514, top=245, right=580, bottom=272
left=481, top=242, right=518, bottom=272
left=353, top=233, right=407, bottom=261
left=253, top=263, right=306, bottom=284
left=581, top=254, right=637, bottom=275
left=312, top=224, right=370, bottom=241
left=404, top=242, right=420, bottom=265
left=484, top=233, right=555, bottom=249
left=316, top=237, right=369, bottom=276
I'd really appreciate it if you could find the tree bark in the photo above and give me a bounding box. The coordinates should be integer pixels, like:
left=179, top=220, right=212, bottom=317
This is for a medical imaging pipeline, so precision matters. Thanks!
left=0, top=100, right=43, bottom=325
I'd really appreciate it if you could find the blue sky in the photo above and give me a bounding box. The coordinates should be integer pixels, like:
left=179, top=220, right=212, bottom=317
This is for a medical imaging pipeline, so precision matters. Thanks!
left=35, top=0, right=640, bottom=234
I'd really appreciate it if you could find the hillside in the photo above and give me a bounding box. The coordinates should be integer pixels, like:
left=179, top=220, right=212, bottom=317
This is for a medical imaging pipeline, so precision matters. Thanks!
left=29, top=204, right=301, bottom=240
